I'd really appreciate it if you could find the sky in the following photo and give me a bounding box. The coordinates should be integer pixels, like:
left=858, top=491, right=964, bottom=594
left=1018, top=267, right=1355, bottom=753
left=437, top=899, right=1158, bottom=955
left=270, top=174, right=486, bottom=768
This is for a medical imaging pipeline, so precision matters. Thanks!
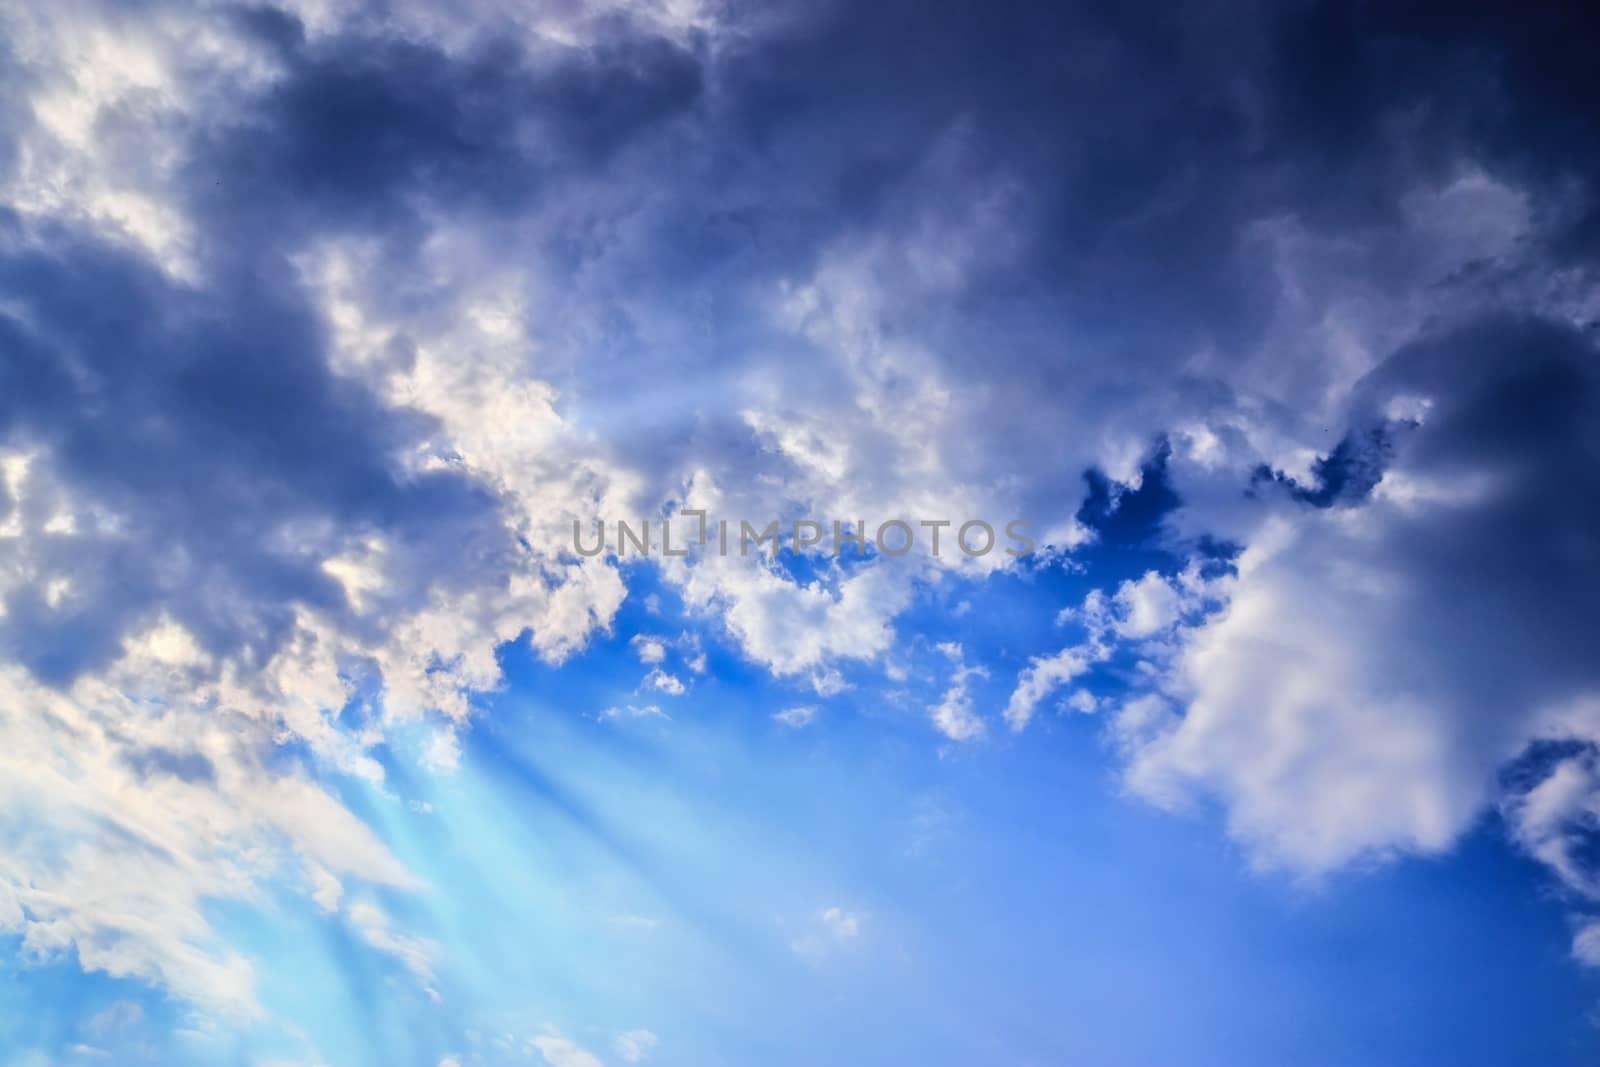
left=0, top=0, right=1599, bottom=1064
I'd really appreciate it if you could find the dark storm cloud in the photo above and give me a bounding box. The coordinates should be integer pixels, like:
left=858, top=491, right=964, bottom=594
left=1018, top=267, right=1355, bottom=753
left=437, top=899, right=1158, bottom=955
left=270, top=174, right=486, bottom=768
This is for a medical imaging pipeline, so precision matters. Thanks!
left=0, top=213, right=505, bottom=682
left=622, top=0, right=1595, bottom=368
left=1353, top=314, right=1600, bottom=723
left=503, top=0, right=1596, bottom=518
left=189, top=15, right=703, bottom=245
left=0, top=9, right=716, bottom=686
left=2, top=0, right=1595, bottom=687
left=707, top=0, right=1278, bottom=344
left=197, top=0, right=1589, bottom=407
left=1270, top=0, right=1600, bottom=252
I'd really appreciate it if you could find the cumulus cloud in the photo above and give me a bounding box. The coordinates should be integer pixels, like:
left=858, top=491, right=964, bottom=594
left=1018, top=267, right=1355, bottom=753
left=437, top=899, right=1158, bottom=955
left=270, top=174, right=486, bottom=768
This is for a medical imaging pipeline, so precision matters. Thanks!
left=642, top=668, right=686, bottom=696
left=630, top=635, right=667, bottom=665
left=1005, top=646, right=1102, bottom=733
left=669, top=548, right=915, bottom=684
left=1007, top=560, right=1225, bottom=732
left=930, top=642, right=987, bottom=742
left=1107, top=320, right=1600, bottom=891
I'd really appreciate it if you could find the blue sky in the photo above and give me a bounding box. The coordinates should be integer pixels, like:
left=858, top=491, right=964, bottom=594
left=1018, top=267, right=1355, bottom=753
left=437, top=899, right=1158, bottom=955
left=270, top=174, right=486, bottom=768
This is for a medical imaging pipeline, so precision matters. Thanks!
left=3, top=555, right=1599, bottom=1066
left=2, top=1, right=1600, bottom=1065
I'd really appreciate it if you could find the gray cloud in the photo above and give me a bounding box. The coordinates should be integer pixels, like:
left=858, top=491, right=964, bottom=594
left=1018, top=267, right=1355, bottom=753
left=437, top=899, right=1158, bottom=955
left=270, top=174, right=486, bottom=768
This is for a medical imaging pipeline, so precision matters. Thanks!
left=0, top=213, right=506, bottom=682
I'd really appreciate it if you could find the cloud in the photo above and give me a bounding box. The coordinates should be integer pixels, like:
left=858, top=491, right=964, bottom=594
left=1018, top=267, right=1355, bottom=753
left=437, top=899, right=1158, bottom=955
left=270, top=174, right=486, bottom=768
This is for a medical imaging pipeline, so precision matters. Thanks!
left=773, top=705, right=818, bottom=728
left=930, top=642, right=987, bottom=742
left=642, top=668, right=686, bottom=696
left=1009, top=563, right=1221, bottom=731
left=532, top=1031, right=605, bottom=1067
left=613, top=1030, right=658, bottom=1064
left=676, top=632, right=708, bottom=674
left=1110, top=570, right=1187, bottom=640
left=0, top=3, right=684, bottom=1014
left=630, top=635, right=667, bottom=665
left=1113, top=319, right=1600, bottom=883
left=601, top=704, right=667, bottom=722
left=1574, top=920, right=1600, bottom=968
left=82, top=1000, right=143, bottom=1041
left=0, top=650, right=420, bottom=1016
left=1005, top=647, right=1100, bottom=733
left=670, top=549, right=915, bottom=682
left=346, top=900, right=439, bottom=999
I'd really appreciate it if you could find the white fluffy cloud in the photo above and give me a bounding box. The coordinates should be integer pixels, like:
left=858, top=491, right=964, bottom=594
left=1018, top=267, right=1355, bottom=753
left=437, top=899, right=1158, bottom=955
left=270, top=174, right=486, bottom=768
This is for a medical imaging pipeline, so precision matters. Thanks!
left=630, top=635, right=667, bottom=665
left=930, top=642, right=987, bottom=742
left=1122, top=511, right=1500, bottom=871
left=1005, top=646, right=1101, bottom=733
left=642, top=668, right=687, bottom=696
left=1092, top=321, right=1600, bottom=908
